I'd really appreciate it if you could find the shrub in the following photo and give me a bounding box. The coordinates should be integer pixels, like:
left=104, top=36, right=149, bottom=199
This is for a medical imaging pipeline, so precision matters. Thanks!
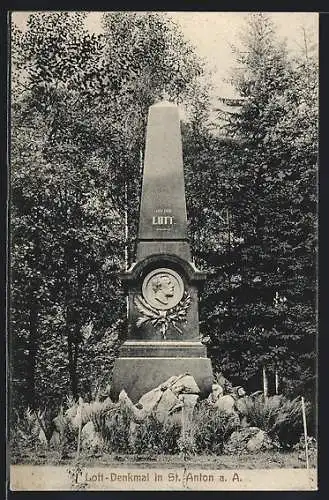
left=192, top=400, right=240, bottom=454
left=243, top=395, right=311, bottom=449
left=94, top=403, right=131, bottom=453
left=61, top=422, right=79, bottom=455
left=10, top=408, right=47, bottom=458
left=131, top=415, right=181, bottom=455
left=11, top=392, right=314, bottom=459
left=272, top=396, right=310, bottom=449
left=241, top=395, right=282, bottom=434
left=293, top=435, right=317, bottom=452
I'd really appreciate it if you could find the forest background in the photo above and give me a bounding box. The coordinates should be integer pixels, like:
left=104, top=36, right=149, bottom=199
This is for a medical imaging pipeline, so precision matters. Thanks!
left=10, top=11, right=318, bottom=415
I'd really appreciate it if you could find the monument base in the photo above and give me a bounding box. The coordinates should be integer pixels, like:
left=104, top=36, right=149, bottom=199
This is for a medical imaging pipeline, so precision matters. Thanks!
left=111, top=345, right=213, bottom=402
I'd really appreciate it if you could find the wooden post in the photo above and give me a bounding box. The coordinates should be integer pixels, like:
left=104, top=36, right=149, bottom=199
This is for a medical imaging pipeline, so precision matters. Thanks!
left=181, top=395, right=185, bottom=443
left=301, top=396, right=309, bottom=470
left=181, top=395, right=188, bottom=487
left=263, top=366, right=268, bottom=399
left=76, top=399, right=83, bottom=460
left=275, top=367, right=279, bottom=395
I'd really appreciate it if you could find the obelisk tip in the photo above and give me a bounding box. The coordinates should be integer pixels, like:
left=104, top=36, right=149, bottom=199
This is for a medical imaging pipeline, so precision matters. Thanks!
left=152, top=100, right=177, bottom=108
left=138, top=100, right=188, bottom=243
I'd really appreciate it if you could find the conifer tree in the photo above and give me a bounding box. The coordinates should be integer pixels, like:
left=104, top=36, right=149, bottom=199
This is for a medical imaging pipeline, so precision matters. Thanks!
left=192, top=13, right=317, bottom=397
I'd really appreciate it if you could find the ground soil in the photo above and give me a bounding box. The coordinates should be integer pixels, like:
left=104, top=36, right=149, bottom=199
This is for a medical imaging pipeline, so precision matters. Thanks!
left=11, top=449, right=316, bottom=469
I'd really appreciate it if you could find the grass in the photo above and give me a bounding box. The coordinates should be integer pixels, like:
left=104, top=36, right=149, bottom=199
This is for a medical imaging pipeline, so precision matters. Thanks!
left=10, top=449, right=317, bottom=469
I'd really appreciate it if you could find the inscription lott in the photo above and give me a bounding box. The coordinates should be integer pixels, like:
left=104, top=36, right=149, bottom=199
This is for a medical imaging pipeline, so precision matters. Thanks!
left=152, top=216, right=174, bottom=225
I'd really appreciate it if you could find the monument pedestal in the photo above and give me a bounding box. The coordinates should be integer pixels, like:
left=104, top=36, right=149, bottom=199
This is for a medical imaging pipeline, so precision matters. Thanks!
left=111, top=342, right=213, bottom=403
left=111, top=101, right=213, bottom=402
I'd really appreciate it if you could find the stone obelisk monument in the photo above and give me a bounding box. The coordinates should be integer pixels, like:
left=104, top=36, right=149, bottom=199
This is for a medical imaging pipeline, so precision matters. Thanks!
left=111, top=101, right=213, bottom=402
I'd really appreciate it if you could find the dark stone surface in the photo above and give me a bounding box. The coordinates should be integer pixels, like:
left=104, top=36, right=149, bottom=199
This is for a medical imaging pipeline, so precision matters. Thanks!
left=128, top=283, right=200, bottom=341
left=120, top=253, right=207, bottom=342
left=111, top=101, right=213, bottom=401
left=120, top=254, right=207, bottom=286
left=138, top=101, right=188, bottom=242
left=136, top=241, right=191, bottom=261
left=119, top=341, right=207, bottom=358
left=111, top=357, right=213, bottom=403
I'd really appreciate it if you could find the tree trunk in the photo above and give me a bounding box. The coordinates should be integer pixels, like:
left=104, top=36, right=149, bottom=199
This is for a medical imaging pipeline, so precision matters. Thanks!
left=262, top=365, right=268, bottom=398
left=73, top=337, right=79, bottom=399
left=27, top=301, right=38, bottom=408
left=275, top=367, right=279, bottom=395
left=67, top=334, right=78, bottom=400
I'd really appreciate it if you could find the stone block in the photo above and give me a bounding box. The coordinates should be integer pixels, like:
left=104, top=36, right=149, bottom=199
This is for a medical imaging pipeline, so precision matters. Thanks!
left=111, top=357, right=213, bottom=403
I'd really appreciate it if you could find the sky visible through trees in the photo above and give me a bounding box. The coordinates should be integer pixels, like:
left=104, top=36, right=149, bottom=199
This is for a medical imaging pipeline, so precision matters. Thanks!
left=10, top=12, right=318, bottom=413
left=12, top=11, right=318, bottom=100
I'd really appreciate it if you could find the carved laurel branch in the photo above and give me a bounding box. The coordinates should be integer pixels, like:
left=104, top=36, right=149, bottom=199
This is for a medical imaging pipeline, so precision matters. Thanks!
left=134, top=292, right=191, bottom=340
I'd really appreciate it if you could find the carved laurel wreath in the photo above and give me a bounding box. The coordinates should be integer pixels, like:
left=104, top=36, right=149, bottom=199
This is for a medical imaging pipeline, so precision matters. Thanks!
left=134, top=292, right=191, bottom=340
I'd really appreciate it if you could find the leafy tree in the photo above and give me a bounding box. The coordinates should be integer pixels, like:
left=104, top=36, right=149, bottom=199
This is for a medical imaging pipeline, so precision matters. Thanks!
left=10, top=11, right=208, bottom=408
left=11, top=12, right=128, bottom=405
left=11, top=11, right=316, bottom=410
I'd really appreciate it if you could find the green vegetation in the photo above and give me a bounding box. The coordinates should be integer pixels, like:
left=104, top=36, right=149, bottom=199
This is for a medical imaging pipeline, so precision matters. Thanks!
left=10, top=13, right=317, bottom=418
left=184, top=14, right=317, bottom=399
left=10, top=394, right=316, bottom=464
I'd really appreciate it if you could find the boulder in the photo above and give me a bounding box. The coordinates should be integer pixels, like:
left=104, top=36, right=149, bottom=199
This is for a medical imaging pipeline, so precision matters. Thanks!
left=120, top=373, right=200, bottom=425
left=224, top=427, right=273, bottom=454
left=246, top=429, right=268, bottom=452
left=213, top=394, right=236, bottom=414
left=81, top=421, right=103, bottom=450
left=232, top=386, right=246, bottom=398
left=235, top=395, right=252, bottom=427
left=137, top=387, right=164, bottom=415
left=119, top=374, right=200, bottom=446
left=235, top=396, right=249, bottom=415
left=155, top=388, right=181, bottom=424
left=119, top=389, right=148, bottom=422
left=170, top=374, right=200, bottom=395
left=179, top=394, right=199, bottom=428
left=207, top=384, right=224, bottom=404
left=215, top=372, right=233, bottom=393
left=49, top=396, right=115, bottom=447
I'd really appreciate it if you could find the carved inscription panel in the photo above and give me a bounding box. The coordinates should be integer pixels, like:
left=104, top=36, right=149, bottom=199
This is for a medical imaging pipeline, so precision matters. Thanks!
left=152, top=208, right=175, bottom=231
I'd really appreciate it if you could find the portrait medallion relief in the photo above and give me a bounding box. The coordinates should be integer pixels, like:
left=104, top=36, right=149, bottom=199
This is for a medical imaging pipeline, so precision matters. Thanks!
left=142, top=268, right=184, bottom=310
